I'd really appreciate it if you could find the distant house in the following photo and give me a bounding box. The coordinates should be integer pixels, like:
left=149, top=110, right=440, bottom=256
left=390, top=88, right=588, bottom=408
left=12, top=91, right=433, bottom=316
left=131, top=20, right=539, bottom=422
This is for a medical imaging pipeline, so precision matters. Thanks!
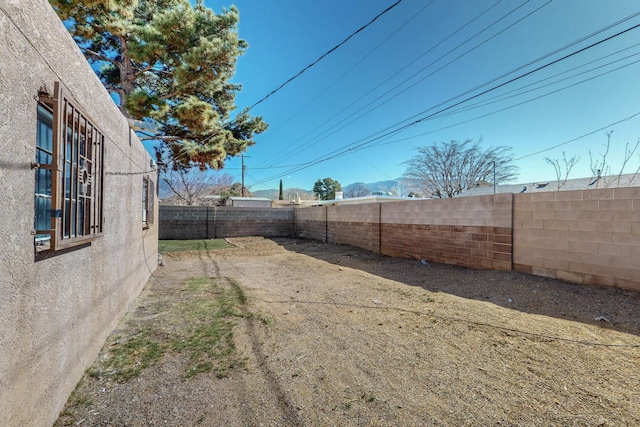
left=200, top=195, right=223, bottom=206
left=459, top=173, right=640, bottom=197
left=1, top=2, right=158, bottom=426
left=227, top=197, right=273, bottom=207
left=309, top=194, right=415, bottom=207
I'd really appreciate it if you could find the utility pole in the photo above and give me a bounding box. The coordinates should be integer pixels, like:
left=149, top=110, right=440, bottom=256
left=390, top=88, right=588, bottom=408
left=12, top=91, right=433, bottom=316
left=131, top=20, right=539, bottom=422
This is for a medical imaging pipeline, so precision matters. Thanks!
left=241, top=155, right=250, bottom=197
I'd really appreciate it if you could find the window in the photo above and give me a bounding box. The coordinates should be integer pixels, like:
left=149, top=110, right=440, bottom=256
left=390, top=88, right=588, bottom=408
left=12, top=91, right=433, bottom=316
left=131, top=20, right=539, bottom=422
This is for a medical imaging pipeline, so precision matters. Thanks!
left=142, top=175, right=154, bottom=228
left=34, top=82, right=105, bottom=252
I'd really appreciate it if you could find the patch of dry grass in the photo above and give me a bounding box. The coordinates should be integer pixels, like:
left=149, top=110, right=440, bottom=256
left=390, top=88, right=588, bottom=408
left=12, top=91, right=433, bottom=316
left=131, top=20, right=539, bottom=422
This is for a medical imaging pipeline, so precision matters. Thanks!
left=55, top=276, right=250, bottom=426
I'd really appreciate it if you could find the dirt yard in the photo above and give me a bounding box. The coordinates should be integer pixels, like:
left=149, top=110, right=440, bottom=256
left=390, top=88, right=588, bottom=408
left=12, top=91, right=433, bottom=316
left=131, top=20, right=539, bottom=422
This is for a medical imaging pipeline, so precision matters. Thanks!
left=56, top=237, right=640, bottom=426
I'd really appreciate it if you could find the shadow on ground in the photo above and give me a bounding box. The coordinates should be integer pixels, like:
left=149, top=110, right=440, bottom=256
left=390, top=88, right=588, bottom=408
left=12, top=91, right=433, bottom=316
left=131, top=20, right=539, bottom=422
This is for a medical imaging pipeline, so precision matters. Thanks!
left=272, top=237, right=640, bottom=337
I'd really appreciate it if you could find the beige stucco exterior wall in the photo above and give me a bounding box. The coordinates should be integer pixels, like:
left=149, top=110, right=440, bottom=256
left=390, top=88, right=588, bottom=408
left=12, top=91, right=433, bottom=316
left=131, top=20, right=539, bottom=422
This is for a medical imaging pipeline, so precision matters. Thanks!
left=0, top=2, right=158, bottom=426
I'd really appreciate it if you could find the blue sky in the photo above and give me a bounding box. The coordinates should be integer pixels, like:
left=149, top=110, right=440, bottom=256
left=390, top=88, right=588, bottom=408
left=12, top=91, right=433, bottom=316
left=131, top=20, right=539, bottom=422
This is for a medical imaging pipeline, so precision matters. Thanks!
left=200, top=0, right=640, bottom=192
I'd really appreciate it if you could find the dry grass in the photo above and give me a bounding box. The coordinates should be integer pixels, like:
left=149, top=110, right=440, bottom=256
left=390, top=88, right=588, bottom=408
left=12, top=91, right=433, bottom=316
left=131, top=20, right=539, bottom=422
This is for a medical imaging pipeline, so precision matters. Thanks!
left=55, top=276, right=251, bottom=426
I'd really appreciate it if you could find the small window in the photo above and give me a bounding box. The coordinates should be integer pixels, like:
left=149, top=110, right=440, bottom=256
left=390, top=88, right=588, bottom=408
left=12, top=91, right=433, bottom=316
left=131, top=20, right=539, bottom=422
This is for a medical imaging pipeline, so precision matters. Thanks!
left=34, top=82, right=105, bottom=253
left=142, top=175, right=154, bottom=228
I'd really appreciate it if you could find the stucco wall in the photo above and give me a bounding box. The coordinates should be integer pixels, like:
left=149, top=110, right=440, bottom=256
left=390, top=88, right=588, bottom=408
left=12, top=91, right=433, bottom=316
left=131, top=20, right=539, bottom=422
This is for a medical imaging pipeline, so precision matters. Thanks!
left=0, top=2, right=158, bottom=426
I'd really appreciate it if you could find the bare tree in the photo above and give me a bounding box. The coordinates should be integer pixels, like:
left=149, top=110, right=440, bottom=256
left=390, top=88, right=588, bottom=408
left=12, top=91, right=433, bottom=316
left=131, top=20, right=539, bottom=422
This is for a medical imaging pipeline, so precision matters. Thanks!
left=589, top=131, right=612, bottom=188
left=545, top=152, right=580, bottom=190
left=630, top=145, right=640, bottom=186
left=589, top=132, right=640, bottom=188
left=344, top=184, right=370, bottom=198
left=209, top=173, right=235, bottom=195
left=615, top=138, right=640, bottom=187
left=403, top=139, right=518, bottom=198
left=162, top=169, right=240, bottom=205
left=162, top=168, right=212, bottom=205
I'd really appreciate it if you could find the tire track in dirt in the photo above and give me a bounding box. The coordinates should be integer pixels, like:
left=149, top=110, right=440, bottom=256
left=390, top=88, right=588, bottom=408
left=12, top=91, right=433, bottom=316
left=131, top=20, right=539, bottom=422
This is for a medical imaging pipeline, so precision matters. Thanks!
left=215, top=251, right=305, bottom=427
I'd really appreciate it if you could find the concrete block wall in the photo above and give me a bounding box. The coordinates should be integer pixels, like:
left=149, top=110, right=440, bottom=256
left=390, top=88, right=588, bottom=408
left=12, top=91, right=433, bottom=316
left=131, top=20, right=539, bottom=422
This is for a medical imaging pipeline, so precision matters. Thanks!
left=379, top=194, right=513, bottom=269
left=159, top=206, right=209, bottom=239
left=327, top=203, right=381, bottom=253
left=159, top=190, right=640, bottom=292
left=159, top=206, right=295, bottom=239
left=294, top=195, right=513, bottom=270
left=296, top=206, right=327, bottom=242
left=214, top=207, right=295, bottom=238
left=514, top=187, right=640, bottom=291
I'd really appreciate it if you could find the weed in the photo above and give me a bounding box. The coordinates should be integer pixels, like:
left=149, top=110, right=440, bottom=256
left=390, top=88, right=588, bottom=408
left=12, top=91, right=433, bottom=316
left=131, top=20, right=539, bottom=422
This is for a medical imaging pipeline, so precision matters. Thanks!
left=228, top=277, right=247, bottom=304
left=55, top=275, right=252, bottom=426
left=158, top=239, right=232, bottom=253
left=80, top=276, right=250, bottom=383
left=170, top=277, right=249, bottom=378
left=102, top=332, right=165, bottom=382
left=53, top=380, right=92, bottom=426
left=258, top=314, right=274, bottom=326
left=360, top=392, right=375, bottom=403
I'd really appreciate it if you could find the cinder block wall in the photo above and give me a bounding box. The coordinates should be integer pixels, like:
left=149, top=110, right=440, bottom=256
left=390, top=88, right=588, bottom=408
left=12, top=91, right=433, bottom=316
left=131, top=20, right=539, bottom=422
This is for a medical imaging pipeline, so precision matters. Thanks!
left=295, top=206, right=327, bottom=242
left=380, top=194, right=513, bottom=269
left=514, top=187, right=640, bottom=291
left=214, top=207, right=295, bottom=238
left=159, top=190, right=640, bottom=292
left=159, top=206, right=209, bottom=239
left=328, top=203, right=381, bottom=253
left=159, top=206, right=295, bottom=239
left=0, top=2, right=158, bottom=426
left=293, top=195, right=513, bottom=270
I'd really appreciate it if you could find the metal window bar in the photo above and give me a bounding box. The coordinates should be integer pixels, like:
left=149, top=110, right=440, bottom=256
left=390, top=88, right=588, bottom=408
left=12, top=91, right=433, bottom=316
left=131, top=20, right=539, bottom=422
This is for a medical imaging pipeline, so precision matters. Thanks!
left=34, top=82, right=105, bottom=251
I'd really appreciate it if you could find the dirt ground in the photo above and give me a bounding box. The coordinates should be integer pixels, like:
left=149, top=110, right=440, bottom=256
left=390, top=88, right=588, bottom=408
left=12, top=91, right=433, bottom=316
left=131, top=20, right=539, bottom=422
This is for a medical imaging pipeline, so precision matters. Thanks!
left=57, top=236, right=640, bottom=426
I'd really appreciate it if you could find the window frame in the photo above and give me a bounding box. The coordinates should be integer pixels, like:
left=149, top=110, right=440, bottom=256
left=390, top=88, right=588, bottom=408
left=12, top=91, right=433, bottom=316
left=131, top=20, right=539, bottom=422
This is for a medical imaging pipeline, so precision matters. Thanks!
left=142, top=175, right=155, bottom=228
left=35, top=82, right=105, bottom=252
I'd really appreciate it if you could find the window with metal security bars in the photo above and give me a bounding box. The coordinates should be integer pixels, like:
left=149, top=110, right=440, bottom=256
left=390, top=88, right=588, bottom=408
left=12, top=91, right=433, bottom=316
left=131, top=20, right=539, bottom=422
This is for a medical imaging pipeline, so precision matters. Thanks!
left=142, top=175, right=154, bottom=228
left=34, top=82, right=105, bottom=253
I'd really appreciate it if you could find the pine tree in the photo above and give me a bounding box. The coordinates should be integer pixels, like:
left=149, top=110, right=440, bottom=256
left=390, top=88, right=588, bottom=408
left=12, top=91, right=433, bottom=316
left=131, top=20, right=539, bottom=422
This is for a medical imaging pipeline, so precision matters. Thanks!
left=279, top=179, right=284, bottom=200
left=50, top=0, right=267, bottom=170
left=313, top=178, right=342, bottom=200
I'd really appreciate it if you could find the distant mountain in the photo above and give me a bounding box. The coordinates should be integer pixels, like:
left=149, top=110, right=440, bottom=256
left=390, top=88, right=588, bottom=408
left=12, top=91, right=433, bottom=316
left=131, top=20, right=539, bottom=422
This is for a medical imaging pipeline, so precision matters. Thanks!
left=252, top=188, right=314, bottom=200
left=251, top=179, right=424, bottom=200
left=343, top=178, right=422, bottom=197
left=251, top=189, right=277, bottom=199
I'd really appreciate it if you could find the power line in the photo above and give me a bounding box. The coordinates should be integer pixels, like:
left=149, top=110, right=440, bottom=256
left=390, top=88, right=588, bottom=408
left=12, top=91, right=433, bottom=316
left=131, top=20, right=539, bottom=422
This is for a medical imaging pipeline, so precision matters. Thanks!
left=426, top=43, right=640, bottom=119
left=247, top=21, right=640, bottom=187
left=261, top=0, right=438, bottom=166
left=515, top=111, right=640, bottom=160
left=397, top=11, right=640, bottom=128
left=330, top=49, right=640, bottom=161
left=268, top=0, right=518, bottom=167
left=306, top=0, right=544, bottom=150
left=362, top=58, right=640, bottom=151
left=405, top=23, right=640, bottom=128
left=248, top=0, right=403, bottom=110
left=261, top=6, right=640, bottom=176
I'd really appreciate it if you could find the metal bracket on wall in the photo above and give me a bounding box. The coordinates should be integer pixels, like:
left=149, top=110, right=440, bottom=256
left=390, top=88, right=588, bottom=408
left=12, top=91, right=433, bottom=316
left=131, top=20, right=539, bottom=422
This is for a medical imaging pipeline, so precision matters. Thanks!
left=31, top=162, right=59, bottom=171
